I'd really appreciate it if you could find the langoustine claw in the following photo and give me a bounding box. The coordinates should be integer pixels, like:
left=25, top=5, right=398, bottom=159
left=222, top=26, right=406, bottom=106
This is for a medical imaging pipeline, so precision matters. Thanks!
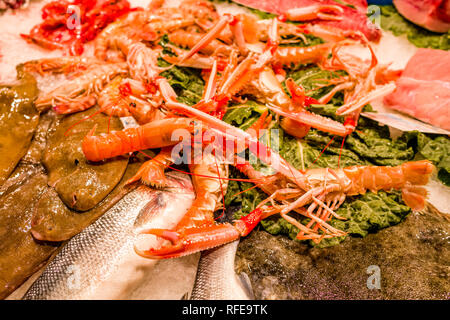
left=134, top=153, right=263, bottom=259
left=134, top=209, right=262, bottom=259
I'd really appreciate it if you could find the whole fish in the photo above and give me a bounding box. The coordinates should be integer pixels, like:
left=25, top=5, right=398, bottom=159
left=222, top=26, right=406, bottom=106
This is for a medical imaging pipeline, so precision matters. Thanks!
left=190, top=209, right=255, bottom=300
left=22, top=172, right=196, bottom=300
left=190, top=241, right=254, bottom=300
left=41, top=106, right=129, bottom=213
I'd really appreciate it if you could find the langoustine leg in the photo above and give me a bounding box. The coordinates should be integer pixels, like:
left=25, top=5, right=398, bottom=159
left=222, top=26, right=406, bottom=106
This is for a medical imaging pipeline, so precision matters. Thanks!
left=134, top=159, right=434, bottom=259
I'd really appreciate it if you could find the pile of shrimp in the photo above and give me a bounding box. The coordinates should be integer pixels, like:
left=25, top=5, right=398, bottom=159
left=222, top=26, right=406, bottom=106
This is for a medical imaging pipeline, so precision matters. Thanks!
left=23, top=0, right=434, bottom=259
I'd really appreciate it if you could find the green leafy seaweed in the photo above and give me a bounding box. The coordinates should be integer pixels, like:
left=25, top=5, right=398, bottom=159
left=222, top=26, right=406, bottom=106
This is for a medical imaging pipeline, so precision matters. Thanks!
left=259, top=191, right=411, bottom=247
left=403, top=131, right=450, bottom=186
left=158, top=59, right=205, bottom=106
left=222, top=97, right=417, bottom=247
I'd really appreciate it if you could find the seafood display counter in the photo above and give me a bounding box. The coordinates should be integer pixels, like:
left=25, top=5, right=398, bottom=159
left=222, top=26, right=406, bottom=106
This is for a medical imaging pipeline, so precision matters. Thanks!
left=1, top=0, right=449, bottom=300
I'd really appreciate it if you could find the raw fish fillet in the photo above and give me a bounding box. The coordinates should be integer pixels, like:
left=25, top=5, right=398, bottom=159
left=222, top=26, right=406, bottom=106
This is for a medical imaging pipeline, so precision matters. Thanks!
left=394, top=0, right=450, bottom=33
left=384, top=48, right=450, bottom=131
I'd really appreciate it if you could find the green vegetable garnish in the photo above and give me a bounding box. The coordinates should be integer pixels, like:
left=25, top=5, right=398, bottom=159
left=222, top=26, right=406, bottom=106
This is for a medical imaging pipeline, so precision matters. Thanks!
left=158, top=59, right=205, bottom=106
left=403, top=132, right=450, bottom=186
left=155, top=10, right=449, bottom=247
left=222, top=99, right=417, bottom=247
left=259, top=191, right=411, bottom=248
left=332, top=0, right=356, bottom=10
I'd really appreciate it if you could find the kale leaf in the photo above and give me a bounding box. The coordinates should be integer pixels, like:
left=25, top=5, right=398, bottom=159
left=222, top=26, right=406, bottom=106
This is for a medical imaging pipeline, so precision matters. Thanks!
left=403, top=131, right=450, bottom=186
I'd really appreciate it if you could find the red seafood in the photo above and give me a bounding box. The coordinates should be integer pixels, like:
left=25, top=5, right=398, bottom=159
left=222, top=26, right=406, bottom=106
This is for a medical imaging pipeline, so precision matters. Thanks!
left=82, top=118, right=196, bottom=162
left=231, top=0, right=381, bottom=41
left=21, top=0, right=132, bottom=55
left=136, top=160, right=434, bottom=258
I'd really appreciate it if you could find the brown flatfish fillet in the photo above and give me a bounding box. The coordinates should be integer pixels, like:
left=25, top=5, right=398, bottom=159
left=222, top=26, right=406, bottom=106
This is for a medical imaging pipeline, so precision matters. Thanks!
left=0, top=67, right=39, bottom=186
left=0, top=112, right=57, bottom=300
left=31, top=160, right=142, bottom=242
left=41, top=107, right=129, bottom=212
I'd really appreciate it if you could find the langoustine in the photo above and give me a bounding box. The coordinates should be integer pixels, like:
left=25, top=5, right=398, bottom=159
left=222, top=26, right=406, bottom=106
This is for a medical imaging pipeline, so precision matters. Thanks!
left=136, top=159, right=433, bottom=259
left=80, top=89, right=435, bottom=258
left=81, top=111, right=435, bottom=258
left=19, top=0, right=425, bottom=261
left=24, top=58, right=128, bottom=114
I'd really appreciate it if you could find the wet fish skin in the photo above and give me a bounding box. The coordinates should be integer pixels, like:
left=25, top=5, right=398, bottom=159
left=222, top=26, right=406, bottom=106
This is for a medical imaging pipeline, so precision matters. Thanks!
left=42, top=107, right=128, bottom=212
left=234, top=209, right=450, bottom=300
left=23, top=172, right=195, bottom=300
left=0, top=167, right=56, bottom=300
left=191, top=241, right=254, bottom=300
left=0, top=113, right=58, bottom=300
left=190, top=208, right=254, bottom=300
left=30, top=161, right=141, bottom=242
left=0, top=67, right=39, bottom=186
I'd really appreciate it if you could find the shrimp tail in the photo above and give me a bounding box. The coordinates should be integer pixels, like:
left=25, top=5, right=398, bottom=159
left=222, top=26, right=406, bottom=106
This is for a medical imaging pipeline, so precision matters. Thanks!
left=344, top=160, right=434, bottom=211
left=402, top=185, right=428, bottom=212
left=400, top=160, right=435, bottom=186
left=399, top=160, right=434, bottom=211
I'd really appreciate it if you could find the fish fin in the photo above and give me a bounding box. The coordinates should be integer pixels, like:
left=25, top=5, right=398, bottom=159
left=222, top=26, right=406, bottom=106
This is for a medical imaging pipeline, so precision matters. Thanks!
left=133, top=191, right=166, bottom=230
left=180, top=292, right=190, bottom=300
left=236, top=272, right=255, bottom=300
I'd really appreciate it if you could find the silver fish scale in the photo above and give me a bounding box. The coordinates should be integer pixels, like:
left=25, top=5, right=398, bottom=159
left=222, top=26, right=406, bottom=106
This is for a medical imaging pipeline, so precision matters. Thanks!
left=23, top=187, right=155, bottom=300
left=23, top=172, right=194, bottom=300
left=190, top=240, right=254, bottom=300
